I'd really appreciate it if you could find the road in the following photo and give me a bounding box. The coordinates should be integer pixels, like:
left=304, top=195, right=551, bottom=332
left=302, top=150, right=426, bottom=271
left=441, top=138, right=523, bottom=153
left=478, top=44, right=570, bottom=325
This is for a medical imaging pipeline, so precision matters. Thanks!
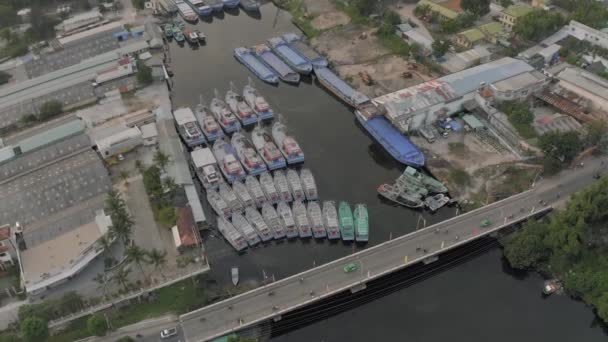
left=179, top=157, right=606, bottom=342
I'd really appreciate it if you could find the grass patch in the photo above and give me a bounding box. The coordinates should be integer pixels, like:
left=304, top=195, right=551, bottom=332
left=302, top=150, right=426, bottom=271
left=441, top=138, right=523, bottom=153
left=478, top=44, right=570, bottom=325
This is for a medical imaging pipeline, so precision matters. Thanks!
left=376, top=33, right=410, bottom=56
left=449, top=168, right=471, bottom=187
left=333, top=0, right=369, bottom=25
left=512, top=123, right=537, bottom=139
left=448, top=142, right=466, bottom=155
left=49, top=317, right=90, bottom=342
left=278, top=0, right=320, bottom=38
left=493, top=167, right=538, bottom=197
left=153, top=206, right=176, bottom=229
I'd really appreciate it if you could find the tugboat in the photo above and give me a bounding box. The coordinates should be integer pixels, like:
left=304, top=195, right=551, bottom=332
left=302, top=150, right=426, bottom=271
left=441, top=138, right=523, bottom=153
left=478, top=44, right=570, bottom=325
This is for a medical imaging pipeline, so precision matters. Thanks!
left=377, top=183, right=424, bottom=209
left=245, top=175, right=266, bottom=208
left=245, top=206, right=273, bottom=242
left=232, top=212, right=260, bottom=246
left=223, top=0, right=240, bottom=9
left=338, top=201, right=354, bottom=241
left=207, top=189, right=231, bottom=218
left=219, top=182, right=243, bottom=214
left=210, top=89, right=241, bottom=134
left=293, top=201, right=312, bottom=238
left=226, top=83, right=257, bottom=126
left=353, top=203, right=369, bottom=243
left=259, top=172, right=280, bottom=204
left=273, top=169, right=293, bottom=202
left=243, top=79, right=274, bottom=120
left=424, top=194, right=450, bottom=212
left=234, top=47, right=279, bottom=84
left=272, top=122, right=304, bottom=164
left=322, top=201, right=340, bottom=240
left=299, top=168, right=318, bottom=201
left=233, top=180, right=255, bottom=208
left=286, top=169, right=305, bottom=202
left=212, top=138, right=246, bottom=183
left=252, top=124, right=287, bottom=170
left=218, top=217, right=247, bottom=252
left=277, top=201, right=298, bottom=239
left=262, top=202, right=286, bottom=239
left=231, top=132, right=267, bottom=176
left=194, top=29, right=206, bottom=43
left=252, top=43, right=300, bottom=84
left=190, top=147, right=222, bottom=190
left=173, top=107, right=206, bottom=148
left=307, top=201, right=326, bottom=239
left=173, top=30, right=185, bottom=44
left=194, top=98, right=224, bottom=142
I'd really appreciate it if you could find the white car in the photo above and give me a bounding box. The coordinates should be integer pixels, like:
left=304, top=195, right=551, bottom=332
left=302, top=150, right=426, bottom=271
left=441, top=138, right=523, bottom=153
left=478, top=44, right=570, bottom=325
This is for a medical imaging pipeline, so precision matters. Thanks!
left=160, top=327, right=177, bottom=339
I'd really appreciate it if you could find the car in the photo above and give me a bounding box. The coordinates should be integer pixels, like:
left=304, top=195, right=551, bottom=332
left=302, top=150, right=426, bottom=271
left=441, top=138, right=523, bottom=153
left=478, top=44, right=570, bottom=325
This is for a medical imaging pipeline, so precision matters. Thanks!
left=160, top=327, right=178, bottom=339
left=343, top=263, right=358, bottom=273
left=480, top=219, right=492, bottom=228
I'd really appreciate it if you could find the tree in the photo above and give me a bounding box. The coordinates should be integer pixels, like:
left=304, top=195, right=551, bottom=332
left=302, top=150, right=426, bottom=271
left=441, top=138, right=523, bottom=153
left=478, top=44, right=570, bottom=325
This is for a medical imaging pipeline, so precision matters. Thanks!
left=163, top=177, right=178, bottom=195
left=112, top=266, right=131, bottom=292
left=153, top=151, right=170, bottom=172
left=136, top=61, right=153, bottom=86
left=514, top=10, right=565, bottom=42
left=93, top=272, right=110, bottom=299
left=500, top=0, right=513, bottom=7
left=504, top=220, right=548, bottom=269
left=0, top=71, right=11, bottom=85
left=538, top=131, right=583, bottom=163
left=440, top=18, right=461, bottom=34
left=38, top=100, right=63, bottom=120
left=119, top=170, right=130, bottom=185
left=87, top=314, right=108, bottom=336
left=378, top=10, right=402, bottom=36
left=125, top=244, right=149, bottom=282
left=59, top=291, right=83, bottom=315
left=20, top=317, right=48, bottom=342
left=115, top=337, right=135, bottom=342
left=148, top=248, right=167, bottom=278
left=97, top=233, right=114, bottom=257
left=584, top=120, right=607, bottom=146
left=0, top=5, right=17, bottom=29
left=497, top=101, right=536, bottom=139
left=432, top=39, right=450, bottom=57
left=105, top=191, right=134, bottom=244
left=461, top=0, right=490, bottom=16
left=414, top=4, right=432, bottom=18
left=354, top=0, right=376, bottom=16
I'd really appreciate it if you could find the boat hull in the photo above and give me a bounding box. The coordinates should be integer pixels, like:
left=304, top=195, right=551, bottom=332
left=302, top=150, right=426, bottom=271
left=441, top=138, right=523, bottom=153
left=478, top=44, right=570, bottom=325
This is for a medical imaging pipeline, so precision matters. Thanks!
left=240, top=0, right=259, bottom=11
left=204, top=130, right=223, bottom=142
left=327, top=230, right=340, bottom=240
left=238, top=115, right=258, bottom=126
left=268, top=37, right=313, bottom=75
left=284, top=154, right=305, bottom=165
left=234, top=48, right=279, bottom=84
left=223, top=0, right=239, bottom=8
left=262, top=157, right=286, bottom=171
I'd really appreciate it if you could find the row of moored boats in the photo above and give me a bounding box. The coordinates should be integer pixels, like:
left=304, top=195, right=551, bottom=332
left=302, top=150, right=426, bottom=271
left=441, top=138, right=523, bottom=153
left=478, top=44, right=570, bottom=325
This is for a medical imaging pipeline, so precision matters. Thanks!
left=377, top=166, right=452, bottom=211
left=162, top=19, right=206, bottom=44
left=174, top=0, right=260, bottom=23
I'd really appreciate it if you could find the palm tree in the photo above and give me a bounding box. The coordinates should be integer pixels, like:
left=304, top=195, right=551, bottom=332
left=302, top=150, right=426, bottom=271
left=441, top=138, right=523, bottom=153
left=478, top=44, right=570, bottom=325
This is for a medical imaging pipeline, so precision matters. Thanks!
left=105, top=190, right=126, bottom=216
left=112, top=267, right=131, bottom=292
left=97, top=233, right=114, bottom=258
left=119, top=170, right=130, bottom=185
left=147, top=249, right=167, bottom=279
left=153, top=151, right=171, bottom=172
left=109, top=213, right=134, bottom=245
left=125, top=244, right=149, bottom=283
left=163, top=177, right=178, bottom=195
left=93, top=273, right=110, bottom=299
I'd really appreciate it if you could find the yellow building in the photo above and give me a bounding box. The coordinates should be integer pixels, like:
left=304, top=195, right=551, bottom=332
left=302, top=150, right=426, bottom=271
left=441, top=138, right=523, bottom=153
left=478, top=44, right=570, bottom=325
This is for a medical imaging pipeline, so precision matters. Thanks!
left=453, top=22, right=505, bottom=48
left=499, top=4, right=533, bottom=30
left=417, top=0, right=463, bottom=21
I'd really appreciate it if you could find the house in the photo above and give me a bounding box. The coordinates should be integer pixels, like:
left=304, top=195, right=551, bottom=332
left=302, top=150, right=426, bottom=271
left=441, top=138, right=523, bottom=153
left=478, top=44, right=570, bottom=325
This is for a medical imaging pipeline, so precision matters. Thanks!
left=95, top=126, right=143, bottom=158
left=531, top=0, right=550, bottom=8
left=490, top=70, right=548, bottom=101
left=395, top=23, right=414, bottom=38
left=441, top=46, right=492, bottom=73
left=417, top=0, right=463, bottom=21
left=454, top=28, right=485, bottom=49
left=172, top=207, right=202, bottom=252
left=556, top=66, right=608, bottom=112
left=499, top=4, right=533, bottom=30
left=478, top=22, right=504, bottom=44
left=141, top=122, right=158, bottom=146
left=402, top=30, right=435, bottom=53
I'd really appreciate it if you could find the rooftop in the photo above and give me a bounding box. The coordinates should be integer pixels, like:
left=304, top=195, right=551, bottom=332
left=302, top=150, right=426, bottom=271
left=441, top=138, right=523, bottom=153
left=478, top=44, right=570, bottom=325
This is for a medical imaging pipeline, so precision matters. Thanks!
left=16, top=119, right=85, bottom=155
left=458, top=28, right=485, bottom=43
left=404, top=30, right=434, bottom=48
left=479, top=22, right=503, bottom=36
left=558, top=66, right=608, bottom=100
left=173, top=107, right=197, bottom=126
left=491, top=70, right=546, bottom=92
left=503, top=4, right=533, bottom=18
left=462, top=114, right=484, bottom=129
left=418, top=0, right=461, bottom=19
left=141, top=122, right=158, bottom=139
left=173, top=207, right=200, bottom=247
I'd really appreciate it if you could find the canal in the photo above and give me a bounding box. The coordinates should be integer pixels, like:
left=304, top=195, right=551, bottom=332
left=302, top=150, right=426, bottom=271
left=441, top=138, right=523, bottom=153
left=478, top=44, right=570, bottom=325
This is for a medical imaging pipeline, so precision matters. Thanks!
left=166, top=3, right=607, bottom=341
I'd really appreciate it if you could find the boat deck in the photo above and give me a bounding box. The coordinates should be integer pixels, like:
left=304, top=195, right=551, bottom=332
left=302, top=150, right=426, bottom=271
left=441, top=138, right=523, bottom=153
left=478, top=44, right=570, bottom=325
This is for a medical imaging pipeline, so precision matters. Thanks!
left=236, top=49, right=277, bottom=82
left=270, top=39, right=309, bottom=67
left=362, top=116, right=425, bottom=167
left=315, top=67, right=369, bottom=106
left=257, top=50, right=294, bottom=78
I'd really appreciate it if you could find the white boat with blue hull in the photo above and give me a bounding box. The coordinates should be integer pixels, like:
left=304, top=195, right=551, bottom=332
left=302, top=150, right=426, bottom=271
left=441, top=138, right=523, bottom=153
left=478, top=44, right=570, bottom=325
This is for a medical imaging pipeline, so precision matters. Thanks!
left=234, top=47, right=279, bottom=84
left=252, top=44, right=300, bottom=84
left=272, top=122, right=305, bottom=164
left=245, top=207, right=273, bottom=242
left=184, top=0, right=212, bottom=16
left=259, top=171, right=280, bottom=204
left=218, top=217, right=248, bottom=252
left=211, top=90, right=241, bottom=134
left=226, top=84, right=257, bottom=126
left=231, top=132, right=267, bottom=176
left=203, top=0, right=223, bottom=11
left=173, top=107, right=206, bottom=148
left=262, top=202, right=286, bottom=239
left=233, top=180, right=255, bottom=208
left=277, top=201, right=299, bottom=239
left=246, top=175, right=266, bottom=208
left=267, top=37, right=313, bottom=74
left=240, top=0, right=259, bottom=11
left=194, top=101, right=224, bottom=142
left=191, top=147, right=222, bottom=190
left=212, top=138, right=246, bottom=183
left=243, top=80, right=273, bottom=120
left=307, top=201, right=327, bottom=239
left=232, top=212, right=260, bottom=246
left=282, top=33, right=328, bottom=68
left=273, top=169, right=293, bottom=202
left=293, top=201, right=312, bottom=238
left=176, top=0, right=199, bottom=22
left=252, top=124, right=287, bottom=170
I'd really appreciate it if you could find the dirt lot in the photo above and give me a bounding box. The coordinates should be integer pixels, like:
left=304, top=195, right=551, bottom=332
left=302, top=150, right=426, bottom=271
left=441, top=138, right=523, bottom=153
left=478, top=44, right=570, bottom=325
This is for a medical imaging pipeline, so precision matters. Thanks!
left=311, top=11, right=350, bottom=30
left=311, top=25, right=390, bottom=65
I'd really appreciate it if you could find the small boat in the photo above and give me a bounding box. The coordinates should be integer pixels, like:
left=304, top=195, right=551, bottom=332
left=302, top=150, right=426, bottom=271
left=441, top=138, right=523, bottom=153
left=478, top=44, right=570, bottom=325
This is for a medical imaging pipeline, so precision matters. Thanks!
left=338, top=201, right=354, bottom=241
left=299, top=168, right=318, bottom=201
left=194, top=29, right=206, bottom=43
left=218, top=217, right=247, bottom=251
left=173, top=107, right=206, bottom=147
left=252, top=43, right=300, bottom=84
left=207, top=189, right=231, bottom=218
left=267, top=36, right=313, bottom=74
left=173, top=31, right=185, bottom=43
left=273, top=169, right=293, bottom=202
left=175, top=1, right=198, bottom=23
left=243, top=79, right=274, bottom=120
left=543, top=279, right=562, bottom=295
left=223, top=0, right=240, bottom=9
left=231, top=267, right=239, bottom=285
left=272, top=122, right=304, bottom=164
left=211, top=89, right=241, bottom=134
left=173, top=19, right=186, bottom=30
left=396, top=175, right=428, bottom=198
left=259, top=171, right=280, bottom=204
left=184, top=0, right=212, bottom=16
left=262, top=202, right=286, bottom=239
left=226, top=83, right=258, bottom=126
left=183, top=29, right=199, bottom=44
left=277, top=201, right=298, bottom=239
left=232, top=212, right=260, bottom=246
left=212, top=138, right=246, bottom=183
left=245, top=206, right=273, bottom=242
left=233, top=180, right=255, bottom=208
left=401, top=166, right=448, bottom=194
left=203, top=0, right=223, bottom=11
left=240, top=0, right=259, bottom=11
left=190, top=148, right=222, bottom=190
left=219, top=183, right=243, bottom=213
left=307, top=201, right=326, bottom=239
left=293, top=201, right=312, bottom=238
left=194, top=99, right=224, bottom=142
left=286, top=169, right=305, bottom=202
left=322, top=201, right=340, bottom=240
left=353, top=203, right=369, bottom=243
left=424, top=194, right=450, bottom=212
left=251, top=124, right=287, bottom=170
left=282, top=32, right=328, bottom=68
left=245, top=175, right=266, bottom=208
left=234, top=47, right=279, bottom=84
left=231, top=132, right=267, bottom=176
left=163, top=24, right=174, bottom=38
left=377, top=183, right=424, bottom=208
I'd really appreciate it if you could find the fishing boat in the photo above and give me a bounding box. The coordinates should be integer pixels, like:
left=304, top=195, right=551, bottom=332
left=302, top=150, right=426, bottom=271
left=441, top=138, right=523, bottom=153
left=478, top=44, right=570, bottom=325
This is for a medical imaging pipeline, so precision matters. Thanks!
left=175, top=0, right=198, bottom=22
left=299, top=168, right=318, bottom=201
left=210, top=89, right=241, bottom=134
left=243, top=79, right=274, bottom=120
left=262, top=203, right=286, bottom=239
left=183, top=29, right=199, bottom=44
left=190, top=148, right=222, bottom=190
left=234, top=47, right=279, bottom=84
left=252, top=124, right=287, bottom=170
left=212, top=138, right=246, bottom=183
left=396, top=175, right=428, bottom=198
left=231, top=132, right=267, bottom=176
left=353, top=203, right=369, bottom=243
left=173, top=19, right=186, bottom=30
left=424, top=194, right=450, bottom=212
left=240, top=0, right=259, bottom=11
left=245, top=207, right=273, bottom=242
left=233, top=180, right=255, bottom=208
left=232, top=212, right=260, bottom=246
left=401, top=166, right=448, bottom=194
left=314, top=66, right=370, bottom=108
left=207, top=189, right=231, bottom=218
left=184, top=0, right=212, bottom=16
left=226, top=83, right=257, bottom=126
left=277, top=201, right=298, bottom=239
left=307, top=201, right=326, bottom=239
left=322, top=201, right=340, bottom=240
left=218, top=217, right=247, bottom=251
left=282, top=33, right=328, bottom=68
left=173, top=30, right=185, bottom=43
left=293, top=201, right=312, bottom=238
left=158, top=0, right=178, bottom=14
left=194, top=29, right=206, bottom=43
left=338, top=201, right=354, bottom=241
left=267, top=37, right=313, bottom=74
left=203, top=0, right=223, bottom=11
left=252, top=44, right=300, bottom=84
left=245, top=175, right=266, bottom=208
left=173, top=107, right=206, bottom=147
left=377, top=183, right=424, bottom=208
left=259, top=172, right=280, bottom=204
left=231, top=267, right=239, bottom=285
left=194, top=100, right=224, bottom=142
left=163, top=24, right=174, bottom=38
left=286, top=169, right=305, bottom=202
left=223, top=0, right=240, bottom=9
left=271, top=122, right=304, bottom=164
left=219, top=183, right=243, bottom=213
left=273, top=169, right=293, bottom=202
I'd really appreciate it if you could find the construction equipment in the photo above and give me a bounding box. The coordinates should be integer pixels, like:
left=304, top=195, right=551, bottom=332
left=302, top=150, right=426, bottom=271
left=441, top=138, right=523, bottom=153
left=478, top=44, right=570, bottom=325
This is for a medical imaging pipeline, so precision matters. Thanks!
left=359, top=71, right=374, bottom=85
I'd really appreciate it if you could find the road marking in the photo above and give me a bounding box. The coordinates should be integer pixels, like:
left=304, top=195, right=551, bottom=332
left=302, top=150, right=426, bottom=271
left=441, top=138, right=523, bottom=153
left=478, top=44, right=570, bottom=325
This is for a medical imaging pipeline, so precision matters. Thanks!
left=441, top=241, right=444, bottom=249
left=404, top=255, right=408, bottom=264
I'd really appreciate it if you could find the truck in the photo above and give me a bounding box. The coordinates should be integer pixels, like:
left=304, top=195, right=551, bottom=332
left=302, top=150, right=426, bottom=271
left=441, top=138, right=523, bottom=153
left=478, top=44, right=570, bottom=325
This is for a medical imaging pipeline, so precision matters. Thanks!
left=190, top=147, right=222, bottom=190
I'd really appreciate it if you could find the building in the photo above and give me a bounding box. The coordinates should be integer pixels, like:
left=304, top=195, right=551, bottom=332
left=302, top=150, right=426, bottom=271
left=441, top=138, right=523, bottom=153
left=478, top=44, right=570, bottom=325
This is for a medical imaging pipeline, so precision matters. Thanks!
left=534, top=113, right=582, bottom=134
left=95, top=126, right=143, bottom=158
left=489, top=70, right=548, bottom=101
left=56, top=9, right=103, bottom=34
left=531, top=0, right=550, bottom=8
left=0, top=225, right=16, bottom=270
left=441, top=46, right=492, bottom=73
left=95, top=57, right=135, bottom=85
left=499, top=4, right=533, bottom=30
left=555, top=66, right=608, bottom=112
left=172, top=207, right=202, bottom=252
left=478, top=22, right=504, bottom=44
left=454, top=28, right=485, bottom=49
left=417, top=0, right=463, bottom=20
left=141, top=122, right=159, bottom=146
left=402, top=30, right=434, bottom=53
left=568, top=20, right=608, bottom=50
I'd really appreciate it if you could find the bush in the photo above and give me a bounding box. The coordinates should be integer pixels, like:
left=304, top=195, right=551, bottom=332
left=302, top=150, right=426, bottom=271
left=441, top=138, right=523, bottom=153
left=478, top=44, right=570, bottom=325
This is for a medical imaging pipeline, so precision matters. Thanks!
left=497, top=101, right=536, bottom=139
left=136, top=61, right=153, bottom=86
left=87, top=314, right=108, bottom=336
left=20, top=317, right=48, bottom=342
left=449, top=168, right=471, bottom=186
left=0, top=71, right=11, bottom=85
left=38, top=100, right=63, bottom=120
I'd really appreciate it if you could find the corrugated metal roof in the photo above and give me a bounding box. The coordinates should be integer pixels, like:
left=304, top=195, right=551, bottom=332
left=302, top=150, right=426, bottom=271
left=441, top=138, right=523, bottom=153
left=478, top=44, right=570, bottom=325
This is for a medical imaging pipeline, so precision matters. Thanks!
left=462, top=114, right=484, bottom=129
left=558, top=67, right=608, bottom=100
left=18, top=119, right=85, bottom=153
left=173, top=107, right=197, bottom=126
left=185, top=185, right=206, bottom=223
left=373, top=80, right=458, bottom=120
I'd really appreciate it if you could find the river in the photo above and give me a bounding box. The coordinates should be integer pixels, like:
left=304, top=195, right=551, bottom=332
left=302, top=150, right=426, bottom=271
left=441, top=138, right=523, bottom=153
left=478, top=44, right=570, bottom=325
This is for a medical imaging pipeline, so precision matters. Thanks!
left=166, top=3, right=607, bottom=341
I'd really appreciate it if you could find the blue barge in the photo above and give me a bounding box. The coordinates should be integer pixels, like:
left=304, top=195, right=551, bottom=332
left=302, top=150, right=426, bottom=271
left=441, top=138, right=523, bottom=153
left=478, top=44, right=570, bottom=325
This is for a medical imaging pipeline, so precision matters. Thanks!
left=234, top=47, right=279, bottom=84
left=252, top=44, right=300, bottom=84
left=223, top=0, right=239, bottom=9
left=282, top=33, right=328, bottom=68
left=184, top=0, right=212, bottom=16
left=204, top=0, right=223, bottom=11
left=314, top=66, right=369, bottom=107
left=267, top=37, right=313, bottom=74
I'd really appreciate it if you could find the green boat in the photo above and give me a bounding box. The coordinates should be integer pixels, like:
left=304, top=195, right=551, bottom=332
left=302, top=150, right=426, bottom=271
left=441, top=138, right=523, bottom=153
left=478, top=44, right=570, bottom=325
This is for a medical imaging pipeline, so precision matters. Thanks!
left=338, top=201, right=354, bottom=241
left=163, top=24, right=174, bottom=38
left=173, top=19, right=185, bottom=30
left=353, top=203, right=368, bottom=243
left=174, top=31, right=185, bottom=43
left=402, top=166, right=448, bottom=194
left=396, top=175, right=428, bottom=198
